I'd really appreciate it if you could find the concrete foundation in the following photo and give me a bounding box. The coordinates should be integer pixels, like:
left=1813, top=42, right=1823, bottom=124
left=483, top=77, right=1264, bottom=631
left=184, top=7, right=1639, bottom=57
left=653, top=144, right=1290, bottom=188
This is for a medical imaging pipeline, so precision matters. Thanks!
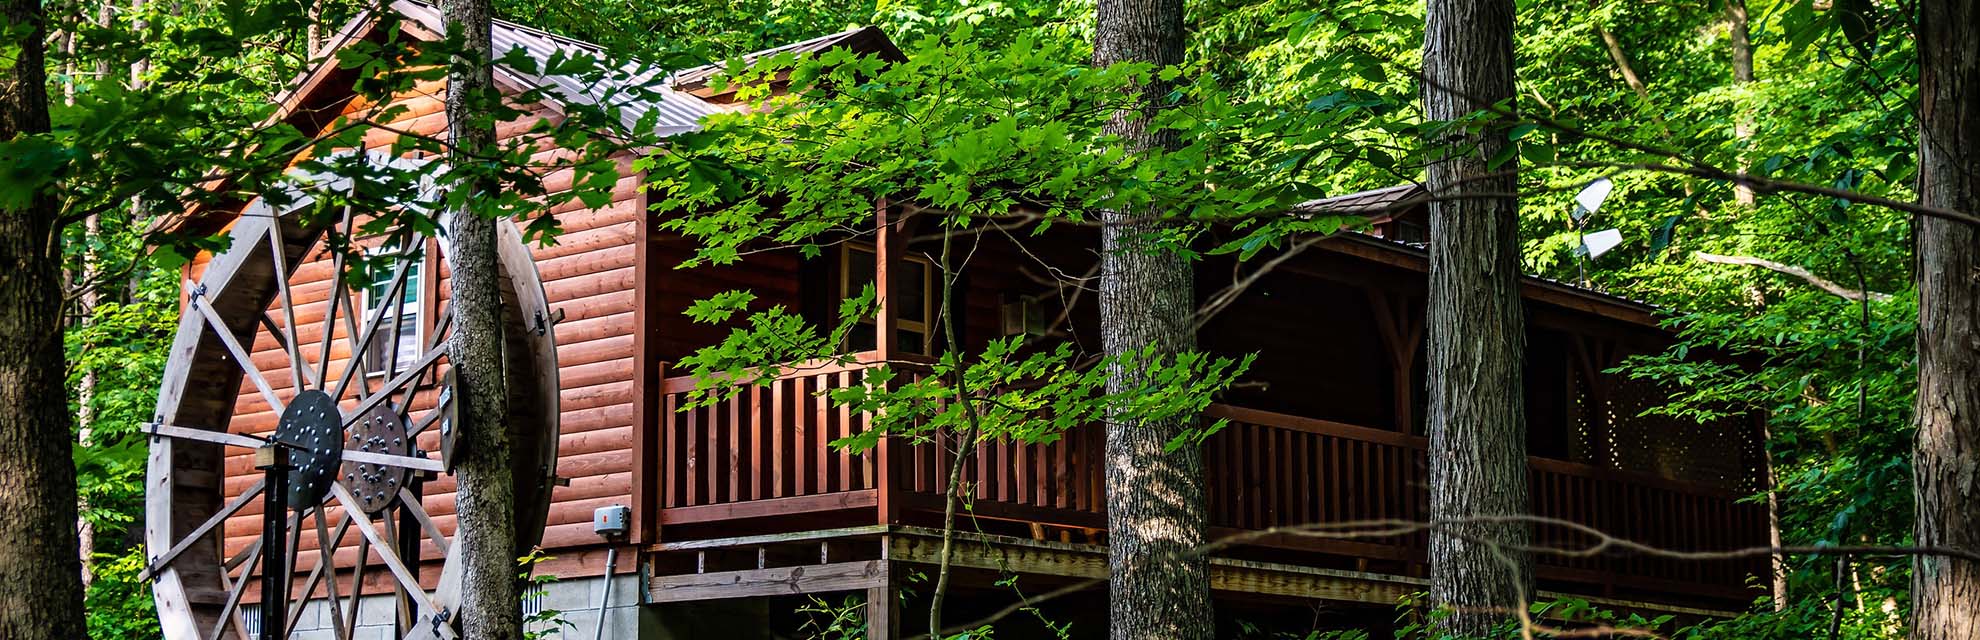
left=283, top=573, right=647, bottom=639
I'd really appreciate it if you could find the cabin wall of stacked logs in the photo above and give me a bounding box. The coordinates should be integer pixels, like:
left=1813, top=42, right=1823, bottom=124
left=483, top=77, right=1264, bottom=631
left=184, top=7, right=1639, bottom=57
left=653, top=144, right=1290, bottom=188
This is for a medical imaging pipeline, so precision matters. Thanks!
left=198, top=80, right=645, bottom=590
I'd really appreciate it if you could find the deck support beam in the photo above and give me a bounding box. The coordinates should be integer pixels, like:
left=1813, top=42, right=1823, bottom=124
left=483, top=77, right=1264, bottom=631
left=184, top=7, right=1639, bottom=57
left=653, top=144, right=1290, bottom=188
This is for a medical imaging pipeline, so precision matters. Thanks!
left=648, top=559, right=891, bottom=603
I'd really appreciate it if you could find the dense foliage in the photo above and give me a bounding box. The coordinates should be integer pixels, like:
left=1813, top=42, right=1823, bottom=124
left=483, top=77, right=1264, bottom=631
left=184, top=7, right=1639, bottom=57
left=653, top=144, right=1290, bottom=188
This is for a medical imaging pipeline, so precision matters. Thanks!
left=34, top=0, right=1933, bottom=637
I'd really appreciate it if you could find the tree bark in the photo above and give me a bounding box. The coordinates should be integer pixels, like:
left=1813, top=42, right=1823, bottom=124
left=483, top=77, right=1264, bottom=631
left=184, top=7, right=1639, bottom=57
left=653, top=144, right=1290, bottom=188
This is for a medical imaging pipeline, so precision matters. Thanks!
left=441, top=0, right=522, bottom=637
left=1092, top=1, right=1213, bottom=639
left=1910, top=1, right=1980, bottom=638
left=1726, top=0, right=1757, bottom=206
left=0, top=0, right=89, bottom=636
left=1422, top=0, right=1532, bottom=634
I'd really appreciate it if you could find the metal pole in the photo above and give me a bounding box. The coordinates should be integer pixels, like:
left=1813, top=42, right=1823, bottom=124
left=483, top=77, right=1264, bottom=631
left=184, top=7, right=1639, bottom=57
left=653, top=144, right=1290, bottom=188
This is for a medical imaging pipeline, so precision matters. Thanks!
left=592, top=546, right=620, bottom=640
left=256, top=445, right=291, bottom=640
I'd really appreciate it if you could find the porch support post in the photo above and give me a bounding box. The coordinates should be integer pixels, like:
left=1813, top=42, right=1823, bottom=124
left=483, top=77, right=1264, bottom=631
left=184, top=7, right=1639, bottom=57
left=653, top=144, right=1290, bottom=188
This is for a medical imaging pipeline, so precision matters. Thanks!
left=1365, top=288, right=1424, bottom=433
left=873, top=199, right=900, bottom=525
left=865, top=554, right=898, bottom=640
left=873, top=199, right=898, bottom=360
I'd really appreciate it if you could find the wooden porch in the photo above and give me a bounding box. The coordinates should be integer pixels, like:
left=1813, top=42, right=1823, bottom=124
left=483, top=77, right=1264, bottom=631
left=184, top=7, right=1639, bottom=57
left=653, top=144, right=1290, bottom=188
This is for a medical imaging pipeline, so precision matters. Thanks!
left=639, top=353, right=1770, bottom=612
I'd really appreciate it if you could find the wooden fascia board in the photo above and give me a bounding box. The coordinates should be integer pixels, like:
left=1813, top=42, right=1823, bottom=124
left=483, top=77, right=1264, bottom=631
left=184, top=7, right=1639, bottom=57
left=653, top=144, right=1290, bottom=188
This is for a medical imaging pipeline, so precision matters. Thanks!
left=1316, top=233, right=1663, bottom=329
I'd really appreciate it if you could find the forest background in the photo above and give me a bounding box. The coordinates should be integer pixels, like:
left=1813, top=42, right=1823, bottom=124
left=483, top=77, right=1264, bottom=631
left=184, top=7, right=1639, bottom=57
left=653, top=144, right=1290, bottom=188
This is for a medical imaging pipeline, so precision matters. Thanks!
left=56, top=0, right=1920, bottom=637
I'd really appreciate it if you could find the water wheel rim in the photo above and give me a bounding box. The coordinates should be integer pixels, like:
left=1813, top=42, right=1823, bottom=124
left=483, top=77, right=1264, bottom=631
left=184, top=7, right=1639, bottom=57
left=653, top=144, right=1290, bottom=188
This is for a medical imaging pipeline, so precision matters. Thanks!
left=145, top=179, right=559, bottom=640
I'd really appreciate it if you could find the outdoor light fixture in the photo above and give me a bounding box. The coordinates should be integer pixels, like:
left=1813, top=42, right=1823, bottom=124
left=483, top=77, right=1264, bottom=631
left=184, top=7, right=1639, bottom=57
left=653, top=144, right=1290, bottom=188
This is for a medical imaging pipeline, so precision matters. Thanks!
left=1571, top=177, right=1619, bottom=286
left=1573, top=177, right=1614, bottom=220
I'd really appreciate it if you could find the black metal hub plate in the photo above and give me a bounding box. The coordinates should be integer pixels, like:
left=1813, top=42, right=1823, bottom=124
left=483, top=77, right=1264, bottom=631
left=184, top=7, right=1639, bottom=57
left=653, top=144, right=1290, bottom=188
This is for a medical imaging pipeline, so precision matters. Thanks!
left=273, top=390, right=345, bottom=509
left=340, top=402, right=412, bottom=514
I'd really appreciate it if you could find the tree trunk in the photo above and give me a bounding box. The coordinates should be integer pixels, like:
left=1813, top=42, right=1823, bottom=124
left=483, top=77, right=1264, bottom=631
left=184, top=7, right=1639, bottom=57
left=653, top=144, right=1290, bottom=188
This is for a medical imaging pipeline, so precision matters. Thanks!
left=441, top=0, right=522, bottom=637
left=1910, top=1, right=1980, bottom=638
left=75, top=212, right=98, bottom=591
left=1092, top=2, right=1213, bottom=640
left=1726, top=0, right=1757, bottom=206
left=0, top=0, right=89, bottom=637
left=1421, top=0, right=1532, bottom=634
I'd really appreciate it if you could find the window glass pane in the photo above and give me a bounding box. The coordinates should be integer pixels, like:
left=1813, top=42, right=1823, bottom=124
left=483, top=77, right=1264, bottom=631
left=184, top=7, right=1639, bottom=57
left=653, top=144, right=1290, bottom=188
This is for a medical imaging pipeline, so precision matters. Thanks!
left=847, top=327, right=877, bottom=352
left=845, top=246, right=875, bottom=295
left=364, top=256, right=421, bottom=376
left=894, top=260, right=926, bottom=324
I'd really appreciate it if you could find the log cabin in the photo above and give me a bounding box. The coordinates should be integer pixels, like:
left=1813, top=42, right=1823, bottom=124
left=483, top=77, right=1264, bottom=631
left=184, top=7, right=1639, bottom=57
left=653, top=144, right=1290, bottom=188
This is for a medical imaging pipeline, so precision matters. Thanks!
left=157, top=2, right=1772, bottom=638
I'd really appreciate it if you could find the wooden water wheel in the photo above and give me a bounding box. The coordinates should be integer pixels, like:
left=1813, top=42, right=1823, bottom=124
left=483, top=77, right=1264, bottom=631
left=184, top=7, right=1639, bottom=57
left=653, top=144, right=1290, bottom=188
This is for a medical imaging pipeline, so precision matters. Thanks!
left=145, top=177, right=561, bottom=640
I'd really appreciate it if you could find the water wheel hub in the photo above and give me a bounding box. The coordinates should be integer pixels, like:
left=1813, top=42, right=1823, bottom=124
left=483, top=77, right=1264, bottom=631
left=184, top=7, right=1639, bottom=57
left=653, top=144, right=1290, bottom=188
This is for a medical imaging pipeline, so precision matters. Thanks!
left=272, top=390, right=344, bottom=509
left=341, top=401, right=414, bottom=513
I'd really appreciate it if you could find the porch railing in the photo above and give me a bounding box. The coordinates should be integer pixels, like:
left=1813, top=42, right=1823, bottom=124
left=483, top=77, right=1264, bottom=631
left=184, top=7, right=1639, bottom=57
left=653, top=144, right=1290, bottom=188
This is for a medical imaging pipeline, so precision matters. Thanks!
left=654, top=355, right=1767, bottom=600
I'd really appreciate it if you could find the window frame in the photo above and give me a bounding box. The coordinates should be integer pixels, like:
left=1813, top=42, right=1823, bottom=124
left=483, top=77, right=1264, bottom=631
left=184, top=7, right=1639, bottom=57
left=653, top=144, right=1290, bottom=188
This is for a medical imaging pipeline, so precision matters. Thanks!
left=360, top=241, right=426, bottom=379
left=838, top=242, right=937, bottom=356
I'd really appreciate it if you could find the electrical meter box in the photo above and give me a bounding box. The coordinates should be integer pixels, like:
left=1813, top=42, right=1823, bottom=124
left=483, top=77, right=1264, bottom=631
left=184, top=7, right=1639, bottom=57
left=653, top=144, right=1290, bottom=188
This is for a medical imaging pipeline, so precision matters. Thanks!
left=592, top=504, right=631, bottom=538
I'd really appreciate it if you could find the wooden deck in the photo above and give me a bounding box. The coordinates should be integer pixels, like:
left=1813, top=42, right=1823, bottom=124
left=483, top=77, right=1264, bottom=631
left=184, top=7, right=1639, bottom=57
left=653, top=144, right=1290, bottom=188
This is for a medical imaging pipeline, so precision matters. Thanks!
left=645, top=353, right=1770, bottom=610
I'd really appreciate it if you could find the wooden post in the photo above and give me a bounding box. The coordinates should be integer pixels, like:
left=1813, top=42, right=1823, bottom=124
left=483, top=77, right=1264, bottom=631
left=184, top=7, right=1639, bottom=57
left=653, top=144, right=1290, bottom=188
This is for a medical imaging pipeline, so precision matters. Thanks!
left=873, top=200, right=899, bottom=525
left=1365, top=289, right=1424, bottom=433
left=254, top=445, right=290, bottom=640
left=873, top=199, right=898, bottom=361
left=865, top=556, right=897, bottom=640
left=633, top=189, right=659, bottom=544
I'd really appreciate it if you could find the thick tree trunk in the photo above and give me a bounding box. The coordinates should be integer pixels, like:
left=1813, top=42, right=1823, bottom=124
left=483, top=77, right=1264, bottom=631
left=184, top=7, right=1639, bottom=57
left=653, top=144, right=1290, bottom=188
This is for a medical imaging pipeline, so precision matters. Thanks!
left=441, top=0, right=522, bottom=637
left=1910, top=1, right=1980, bottom=638
left=0, top=0, right=89, bottom=637
left=1421, top=0, right=1532, bottom=634
left=1092, top=1, right=1213, bottom=639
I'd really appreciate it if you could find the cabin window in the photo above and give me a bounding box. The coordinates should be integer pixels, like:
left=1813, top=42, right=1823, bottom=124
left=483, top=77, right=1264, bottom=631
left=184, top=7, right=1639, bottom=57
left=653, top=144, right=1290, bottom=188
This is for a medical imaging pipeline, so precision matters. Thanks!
left=362, top=245, right=423, bottom=378
left=839, top=243, right=935, bottom=355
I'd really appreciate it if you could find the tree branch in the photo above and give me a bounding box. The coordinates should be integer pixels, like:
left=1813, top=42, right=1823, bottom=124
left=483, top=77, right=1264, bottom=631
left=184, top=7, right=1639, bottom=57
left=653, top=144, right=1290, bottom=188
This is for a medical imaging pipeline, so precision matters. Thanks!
left=1694, top=251, right=1892, bottom=303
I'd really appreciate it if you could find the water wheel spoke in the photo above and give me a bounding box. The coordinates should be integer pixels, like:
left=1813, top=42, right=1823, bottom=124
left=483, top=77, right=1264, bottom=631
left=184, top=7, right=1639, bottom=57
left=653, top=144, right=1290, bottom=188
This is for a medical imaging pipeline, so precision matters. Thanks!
left=407, top=401, right=446, bottom=438
left=331, top=243, right=417, bottom=403
left=286, top=507, right=352, bottom=639
left=267, top=222, right=313, bottom=394
left=151, top=205, right=552, bottom=640
left=336, top=285, right=369, bottom=400
left=379, top=246, right=417, bottom=399
left=187, top=282, right=286, bottom=414
left=426, top=302, right=453, bottom=353
left=207, top=539, right=263, bottom=640
left=147, top=477, right=265, bottom=578
left=342, top=529, right=371, bottom=640
left=315, top=208, right=354, bottom=391
left=394, top=303, right=453, bottom=425
left=344, top=348, right=446, bottom=429
left=395, top=488, right=451, bottom=556
left=257, top=312, right=305, bottom=393
left=329, top=483, right=452, bottom=637
left=400, top=303, right=455, bottom=425
left=146, top=423, right=265, bottom=450
left=343, top=448, right=444, bottom=473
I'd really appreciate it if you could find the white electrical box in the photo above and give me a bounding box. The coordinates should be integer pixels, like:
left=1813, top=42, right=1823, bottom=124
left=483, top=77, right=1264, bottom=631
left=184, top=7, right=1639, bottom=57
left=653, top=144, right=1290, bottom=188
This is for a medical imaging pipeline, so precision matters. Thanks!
left=593, top=504, right=631, bottom=537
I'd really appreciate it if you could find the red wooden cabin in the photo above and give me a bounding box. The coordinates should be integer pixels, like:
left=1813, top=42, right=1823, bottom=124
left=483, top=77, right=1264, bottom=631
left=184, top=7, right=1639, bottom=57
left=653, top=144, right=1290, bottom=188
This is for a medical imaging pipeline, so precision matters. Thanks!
left=173, top=4, right=1770, bottom=637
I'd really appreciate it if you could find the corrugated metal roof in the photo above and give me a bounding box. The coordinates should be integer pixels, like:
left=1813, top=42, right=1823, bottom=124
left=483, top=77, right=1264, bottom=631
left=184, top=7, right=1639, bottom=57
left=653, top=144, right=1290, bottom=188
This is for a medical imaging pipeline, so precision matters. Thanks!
left=667, top=25, right=896, bottom=91
left=1301, top=184, right=1661, bottom=312
left=392, top=0, right=721, bottom=136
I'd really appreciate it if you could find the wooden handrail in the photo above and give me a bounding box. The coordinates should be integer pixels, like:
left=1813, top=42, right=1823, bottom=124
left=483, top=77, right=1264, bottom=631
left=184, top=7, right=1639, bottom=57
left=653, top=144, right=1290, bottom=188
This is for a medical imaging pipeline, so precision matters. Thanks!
left=657, top=351, right=941, bottom=396
left=657, top=362, right=1750, bottom=509
left=1208, top=402, right=1749, bottom=500
left=1206, top=404, right=1426, bottom=448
